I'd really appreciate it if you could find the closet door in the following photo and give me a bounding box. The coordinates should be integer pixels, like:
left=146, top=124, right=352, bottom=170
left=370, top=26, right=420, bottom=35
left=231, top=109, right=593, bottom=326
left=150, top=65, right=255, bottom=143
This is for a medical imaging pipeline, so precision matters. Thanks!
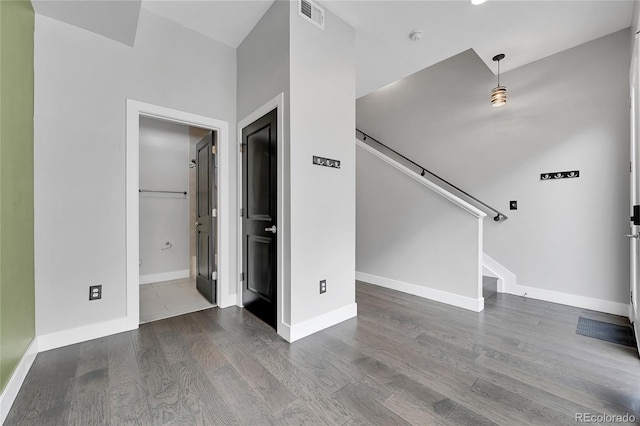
left=195, top=132, right=216, bottom=303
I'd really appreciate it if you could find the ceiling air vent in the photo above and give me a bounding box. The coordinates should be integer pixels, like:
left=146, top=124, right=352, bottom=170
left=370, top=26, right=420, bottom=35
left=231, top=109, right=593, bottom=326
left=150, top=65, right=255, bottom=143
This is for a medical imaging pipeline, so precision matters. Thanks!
left=299, top=0, right=324, bottom=30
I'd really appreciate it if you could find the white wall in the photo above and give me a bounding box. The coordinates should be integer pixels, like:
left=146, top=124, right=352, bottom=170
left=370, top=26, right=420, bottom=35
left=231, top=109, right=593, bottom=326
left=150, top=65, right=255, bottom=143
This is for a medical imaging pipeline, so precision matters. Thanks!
left=356, top=143, right=483, bottom=308
left=356, top=29, right=631, bottom=308
left=288, top=1, right=356, bottom=326
left=34, top=9, right=236, bottom=336
left=138, top=117, right=189, bottom=282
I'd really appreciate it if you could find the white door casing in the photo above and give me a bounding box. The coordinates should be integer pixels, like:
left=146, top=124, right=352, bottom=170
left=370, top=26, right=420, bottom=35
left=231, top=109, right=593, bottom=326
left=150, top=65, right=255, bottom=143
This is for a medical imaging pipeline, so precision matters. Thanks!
left=629, top=34, right=640, bottom=352
left=126, top=99, right=232, bottom=329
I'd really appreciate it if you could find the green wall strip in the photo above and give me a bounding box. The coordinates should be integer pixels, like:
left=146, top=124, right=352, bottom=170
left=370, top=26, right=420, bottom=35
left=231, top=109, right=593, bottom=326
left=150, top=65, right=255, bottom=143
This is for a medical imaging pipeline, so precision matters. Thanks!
left=0, top=0, right=35, bottom=393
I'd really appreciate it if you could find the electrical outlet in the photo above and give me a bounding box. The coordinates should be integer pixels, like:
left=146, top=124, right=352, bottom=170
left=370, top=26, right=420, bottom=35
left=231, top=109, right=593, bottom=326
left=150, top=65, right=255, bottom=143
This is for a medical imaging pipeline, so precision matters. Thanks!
left=510, top=200, right=518, bottom=210
left=319, top=280, right=326, bottom=294
left=89, top=285, right=102, bottom=301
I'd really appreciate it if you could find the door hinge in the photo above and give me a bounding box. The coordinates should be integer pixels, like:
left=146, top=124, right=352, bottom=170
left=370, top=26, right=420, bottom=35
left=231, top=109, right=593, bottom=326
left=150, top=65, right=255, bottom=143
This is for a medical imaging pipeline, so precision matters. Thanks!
left=239, top=144, right=245, bottom=153
left=240, top=208, right=244, bottom=217
left=212, top=145, right=217, bottom=155
left=212, top=208, right=217, bottom=218
left=212, top=271, right=217, bottom=280
left=240, top=272, right=245, bottom=281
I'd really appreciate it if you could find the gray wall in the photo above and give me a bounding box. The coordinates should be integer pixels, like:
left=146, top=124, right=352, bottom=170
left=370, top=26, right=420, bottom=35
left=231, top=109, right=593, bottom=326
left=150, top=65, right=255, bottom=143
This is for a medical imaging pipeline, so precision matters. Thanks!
left=34, top=9, right=236, bottom=336
left=237, top=1, right=356, bottom=329
left=288, top=1, right=356, bottom=325
left=633, top=0, right=640, bottom=42
left=237, top=1, right=290, bottom=122
left=357, top=144, right=482, bottom=301
left=356, top=29, right=631, bottom=305
left=139, top=117, right=190, bottom=281
left=237, top=0, right=291, bottom=324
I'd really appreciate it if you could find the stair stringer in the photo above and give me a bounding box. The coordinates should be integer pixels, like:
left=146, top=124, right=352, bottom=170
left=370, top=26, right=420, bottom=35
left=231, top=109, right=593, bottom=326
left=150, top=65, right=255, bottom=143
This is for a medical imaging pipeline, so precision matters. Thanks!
left=482, top=253, right=516, bottom=294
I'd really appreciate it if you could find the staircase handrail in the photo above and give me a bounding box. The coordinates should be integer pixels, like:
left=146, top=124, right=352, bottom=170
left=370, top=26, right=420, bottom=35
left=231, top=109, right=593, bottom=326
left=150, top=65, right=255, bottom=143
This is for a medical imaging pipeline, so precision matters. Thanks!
left=356, top=129, right=508, bottom=222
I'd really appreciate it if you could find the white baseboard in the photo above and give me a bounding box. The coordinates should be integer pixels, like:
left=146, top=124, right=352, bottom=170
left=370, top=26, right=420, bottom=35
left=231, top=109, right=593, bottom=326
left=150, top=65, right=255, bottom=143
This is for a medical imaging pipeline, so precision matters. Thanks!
left=357, top=272, right=484, bottom=312
left=38, top=317, right=135, bottom=352
left=287, top=303, right=358, bottom=343
left=139, top=269, right=190, bottom=285
left=482, top=253, right=629, bottom=316
left=0, top=338, right=38, bottom=424
left=506, top=283, right=629, bottom=317
left=278, top=322, right=291, bottom=342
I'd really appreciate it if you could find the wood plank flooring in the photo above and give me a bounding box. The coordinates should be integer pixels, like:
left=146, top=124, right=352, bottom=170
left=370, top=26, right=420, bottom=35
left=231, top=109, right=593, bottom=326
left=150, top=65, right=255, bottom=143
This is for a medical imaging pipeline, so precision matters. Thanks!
left=5, top=280, right=640, bottom=425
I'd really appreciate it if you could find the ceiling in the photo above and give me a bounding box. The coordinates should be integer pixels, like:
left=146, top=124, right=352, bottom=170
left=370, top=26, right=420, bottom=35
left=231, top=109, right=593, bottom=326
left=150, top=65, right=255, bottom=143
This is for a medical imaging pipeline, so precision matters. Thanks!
left=326, top=0, right=635, bottom=97
left=32, top=0, right=635, bottom=98
left=31, top=0, right=142, bottom=46
left=141, top=0, right=275, bottom=48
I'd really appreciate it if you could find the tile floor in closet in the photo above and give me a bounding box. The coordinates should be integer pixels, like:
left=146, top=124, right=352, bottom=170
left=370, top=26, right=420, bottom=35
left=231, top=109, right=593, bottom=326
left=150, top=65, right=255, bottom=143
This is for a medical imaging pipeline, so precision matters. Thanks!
left=139, top=277, right=214, bottom=323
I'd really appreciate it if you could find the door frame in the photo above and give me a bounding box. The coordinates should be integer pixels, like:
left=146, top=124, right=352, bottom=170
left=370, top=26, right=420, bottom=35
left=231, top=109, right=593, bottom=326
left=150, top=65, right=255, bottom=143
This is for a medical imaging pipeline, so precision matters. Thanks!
left=237, top=93, right=286, bottom=339
left=631, top=36, right=637, bottom=324
left=630, top=33, right=640, bottom=351
left=125, top=99, right=231, bottom=329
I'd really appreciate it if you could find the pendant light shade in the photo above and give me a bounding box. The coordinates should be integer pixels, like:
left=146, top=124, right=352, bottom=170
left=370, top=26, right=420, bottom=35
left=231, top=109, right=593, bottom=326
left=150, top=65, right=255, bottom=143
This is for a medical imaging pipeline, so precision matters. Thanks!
left=491, top=85, right=507, bottom=107
left=491, top=53, right=506, bottom=107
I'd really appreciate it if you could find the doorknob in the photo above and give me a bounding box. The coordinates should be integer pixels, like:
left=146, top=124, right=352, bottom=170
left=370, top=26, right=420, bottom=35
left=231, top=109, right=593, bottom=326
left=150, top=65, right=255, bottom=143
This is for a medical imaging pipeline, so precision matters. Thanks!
left=195, top=221, right=201, bottom=227
left=265, top=225, right=277, bottom=234
left=627, top=233, right=639, bottom=239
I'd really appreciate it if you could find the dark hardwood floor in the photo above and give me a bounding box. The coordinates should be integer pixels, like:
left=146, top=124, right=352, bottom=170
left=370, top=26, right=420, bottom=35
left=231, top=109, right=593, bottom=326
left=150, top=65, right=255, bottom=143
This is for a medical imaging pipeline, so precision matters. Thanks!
left=5, top=280, right=640, bottom=425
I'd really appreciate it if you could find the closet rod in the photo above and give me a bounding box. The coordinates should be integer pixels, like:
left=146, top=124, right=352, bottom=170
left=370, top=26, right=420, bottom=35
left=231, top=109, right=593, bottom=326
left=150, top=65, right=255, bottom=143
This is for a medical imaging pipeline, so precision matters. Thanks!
left=139, top=189, right=187, bottom=195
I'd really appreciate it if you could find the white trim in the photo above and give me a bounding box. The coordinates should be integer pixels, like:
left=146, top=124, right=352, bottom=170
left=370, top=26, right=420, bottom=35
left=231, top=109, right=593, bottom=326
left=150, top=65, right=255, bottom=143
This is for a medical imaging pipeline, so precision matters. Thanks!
left=482, top=254, right=627, bottom=316
left=629, top=34, right=640, bottom=349
left=288, top=303, right=357, bottom=342
left=482, top=267, right=498, bottom=279
left=356, top=139, right=486, bottom=219
left=482, top=253, right=516, bottom=293
left=126, top=99, right=232, bottom=327
left=279, top=322, right=291, bottom=342
left=475, top=218, right=484, bottom=301
left=0, top=339, right=38, bottom=424
left=357, top=272, right=484, bottom=312
left=139, top=269, right=190, bottom=285
left=237, top=93, right=286, bottom=339
left=37, top=318, right=133, bottom=352
left=504, top=282, right=629, bottom=317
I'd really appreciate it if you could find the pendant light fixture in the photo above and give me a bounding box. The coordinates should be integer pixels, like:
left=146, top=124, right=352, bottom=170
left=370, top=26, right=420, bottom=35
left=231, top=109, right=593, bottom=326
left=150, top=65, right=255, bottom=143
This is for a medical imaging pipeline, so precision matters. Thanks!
left=491, top=53, right=506, bottom=107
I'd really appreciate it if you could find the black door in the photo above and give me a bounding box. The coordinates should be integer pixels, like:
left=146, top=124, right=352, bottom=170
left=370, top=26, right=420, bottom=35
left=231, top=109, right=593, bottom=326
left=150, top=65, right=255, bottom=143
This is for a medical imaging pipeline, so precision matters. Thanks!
left=242, top=109, right=277, bottom=328
left=195, top=132, right=217, bottom=303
